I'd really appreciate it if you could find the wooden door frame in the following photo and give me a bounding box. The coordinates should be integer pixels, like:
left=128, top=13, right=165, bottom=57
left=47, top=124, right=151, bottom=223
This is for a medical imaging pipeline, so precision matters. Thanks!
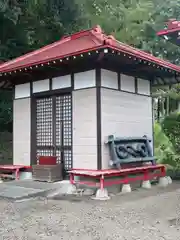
left=30, top=88, right=73, bottom=167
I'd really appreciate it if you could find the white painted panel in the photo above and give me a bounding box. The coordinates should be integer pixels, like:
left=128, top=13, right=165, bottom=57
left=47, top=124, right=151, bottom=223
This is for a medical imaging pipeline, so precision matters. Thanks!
left=13, top=98, right=31, bottom=166
left=74, top=70, right=96, bottom=90
left=33, top=79, right=49, bottom=93
left=101, top=89, right=153, bottom=169
left=15, top=83, right=30, bottom=99
left=52, top=75, right=71, bottom=90
left=101, top=69, right=118, bottom=89
left=73, top=88, right=97, bottom=169
left=121, top=74, right=135, bottom=92
left=137, top=78, right=150, bottom=95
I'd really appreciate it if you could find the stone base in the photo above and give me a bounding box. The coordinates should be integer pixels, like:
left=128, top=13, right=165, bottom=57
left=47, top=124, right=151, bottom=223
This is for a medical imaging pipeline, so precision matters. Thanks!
left=141, top=180, right=151, bottom=189
left=158, top=177, right=169, bottom=187
left=121, top=184, right=131, bottom=193
left=92, top=188, right=110, bottom=201
left=166, top=176, right=172, bottom=184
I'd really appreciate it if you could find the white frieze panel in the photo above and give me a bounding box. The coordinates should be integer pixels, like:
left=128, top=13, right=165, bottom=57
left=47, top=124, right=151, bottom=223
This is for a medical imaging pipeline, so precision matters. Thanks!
left=121, top=74, right=135, bottom=92
left=52, top=74, right=71, bottom=90
left=101, top=69, right=118, bottom=89
left=137, top=78, right=150, bottom=95
left=33, top=79, right=49, bottom=93
left=15, top=83, right=30, bottom=99
left=74, top=70, right=96, bottom=90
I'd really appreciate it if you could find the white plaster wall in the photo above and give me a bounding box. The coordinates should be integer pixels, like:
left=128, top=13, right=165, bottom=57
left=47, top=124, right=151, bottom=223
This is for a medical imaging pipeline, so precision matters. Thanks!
left=13, top=98, right=31, bottom=166
left=101, top=88, right=153, bottom=169
left=73, top=88, right=97, bottom=169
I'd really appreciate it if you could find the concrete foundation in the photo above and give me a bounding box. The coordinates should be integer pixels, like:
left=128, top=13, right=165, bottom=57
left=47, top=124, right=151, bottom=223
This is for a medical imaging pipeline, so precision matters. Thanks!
left=158, top=177, right=169, bottom=187
left=92, top=188, right=110, bottom=200
left=141, top=180, right=151, bottom=189
left=166, top=176, right=172, bottom=184
left=121, top=184, right=131, bottom=193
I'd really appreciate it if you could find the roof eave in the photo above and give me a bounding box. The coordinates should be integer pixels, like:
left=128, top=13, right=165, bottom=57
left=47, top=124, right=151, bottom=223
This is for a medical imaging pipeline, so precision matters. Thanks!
left=109, top=46, right=180, bottom=73
left=0, top=45, right=179, bottom=88
left=0, top=45, right=106, bottom=75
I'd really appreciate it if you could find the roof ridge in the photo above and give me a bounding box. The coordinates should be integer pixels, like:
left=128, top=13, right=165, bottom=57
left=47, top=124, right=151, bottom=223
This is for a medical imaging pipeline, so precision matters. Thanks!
left=61, top=28, right=92, bottom=40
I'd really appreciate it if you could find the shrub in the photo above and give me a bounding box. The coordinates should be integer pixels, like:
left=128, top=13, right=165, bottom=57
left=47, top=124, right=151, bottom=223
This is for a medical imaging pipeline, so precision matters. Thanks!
left=154, top=121, right=179, bottom=169
left=161, top=111, right=180, bottom=154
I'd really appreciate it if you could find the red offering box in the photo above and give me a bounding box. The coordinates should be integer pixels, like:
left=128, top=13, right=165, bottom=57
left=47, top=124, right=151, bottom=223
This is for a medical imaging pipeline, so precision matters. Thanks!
left=39, top=156, right=57, bottom=165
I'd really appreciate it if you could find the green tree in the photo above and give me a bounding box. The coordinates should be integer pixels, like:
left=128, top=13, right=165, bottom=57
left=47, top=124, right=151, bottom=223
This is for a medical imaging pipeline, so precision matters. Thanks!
left=0, top=0, right=84, bottom=61
left=77, top=0, right=154, bottom=47
left=1, top=0, right=180, bottom=131
left=77, top=0, right=180, bottom=63
left=18, top=0, right=84, bottom=51
left=0, top=0, right=84, bottom=130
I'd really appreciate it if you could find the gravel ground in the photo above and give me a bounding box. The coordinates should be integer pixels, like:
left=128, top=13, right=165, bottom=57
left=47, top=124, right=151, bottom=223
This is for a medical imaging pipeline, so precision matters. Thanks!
left=1, top=182, right=180, bottom=240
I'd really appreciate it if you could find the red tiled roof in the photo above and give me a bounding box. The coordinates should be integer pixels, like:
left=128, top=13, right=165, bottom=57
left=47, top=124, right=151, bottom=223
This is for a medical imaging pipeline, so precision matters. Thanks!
left=0, top=25, right=180, bottom=73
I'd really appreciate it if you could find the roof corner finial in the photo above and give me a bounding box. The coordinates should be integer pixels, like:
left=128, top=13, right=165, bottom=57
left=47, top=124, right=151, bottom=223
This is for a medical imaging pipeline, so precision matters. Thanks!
left=107, top=35, right=116, bottom=40
left=93, top=25, right=103, bottom=34
left=104, top=35, right=116, bottom=45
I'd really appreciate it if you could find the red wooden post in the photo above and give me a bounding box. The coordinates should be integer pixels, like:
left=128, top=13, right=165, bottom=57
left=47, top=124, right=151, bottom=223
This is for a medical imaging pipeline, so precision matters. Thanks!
left=100, top=175, right=104, bottom=190
left=161, top=166, right=166, bottom=177
left=123, top=174, right=129, bottom=184
left=143, top=169, right=149, bottom=181
left=15, top=168, right=20, bottom=180
left=70, top=173, right=74, bottom=184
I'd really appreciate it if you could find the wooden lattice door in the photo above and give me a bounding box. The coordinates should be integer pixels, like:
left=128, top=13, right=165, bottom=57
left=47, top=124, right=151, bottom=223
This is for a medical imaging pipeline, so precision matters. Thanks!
left=36, top=93, right=72, bottom=172
left=55, top=95, right=72, bottom=171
